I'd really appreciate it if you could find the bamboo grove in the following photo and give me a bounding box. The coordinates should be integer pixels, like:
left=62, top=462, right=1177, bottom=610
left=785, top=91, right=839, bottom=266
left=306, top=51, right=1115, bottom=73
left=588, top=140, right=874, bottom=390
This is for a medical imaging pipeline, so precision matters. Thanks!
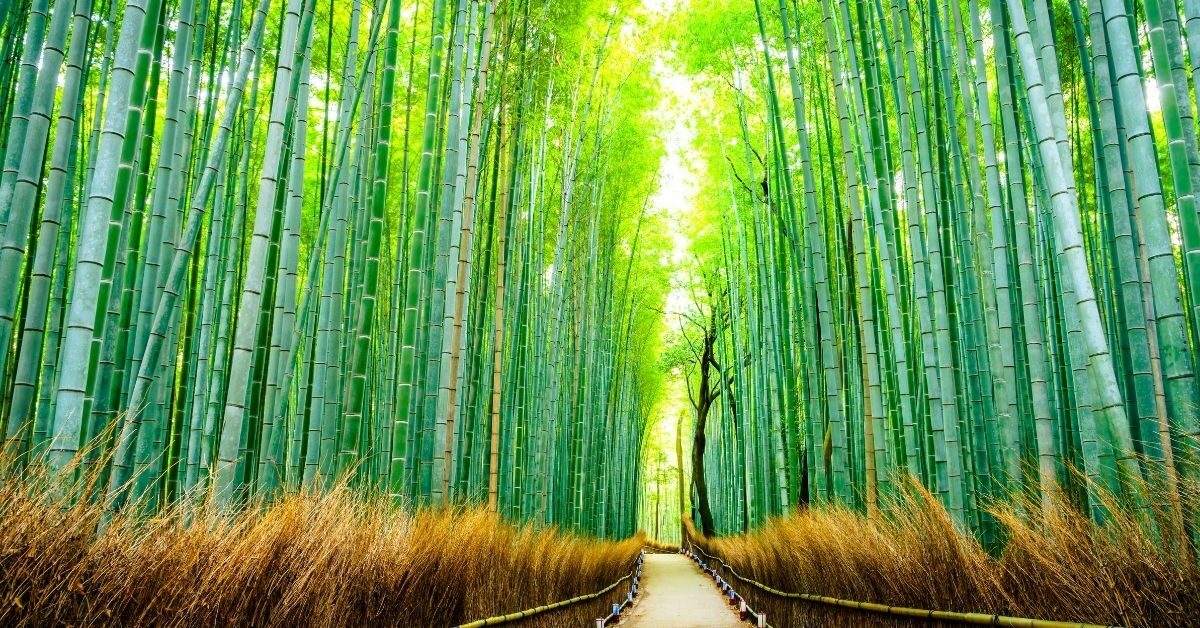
left=679, top=0, right=1200, bottom=544
left=0, top=0, right=672, bottom=537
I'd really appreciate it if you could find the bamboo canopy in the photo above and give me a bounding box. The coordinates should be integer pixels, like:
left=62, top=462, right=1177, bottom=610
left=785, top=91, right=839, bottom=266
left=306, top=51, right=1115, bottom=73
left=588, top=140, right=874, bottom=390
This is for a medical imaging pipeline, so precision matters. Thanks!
left=680, top=0, right=1200, bottom=544
left=0, top=0, right=1198, bottom=551
left=0, top=0, right=670, bottom=539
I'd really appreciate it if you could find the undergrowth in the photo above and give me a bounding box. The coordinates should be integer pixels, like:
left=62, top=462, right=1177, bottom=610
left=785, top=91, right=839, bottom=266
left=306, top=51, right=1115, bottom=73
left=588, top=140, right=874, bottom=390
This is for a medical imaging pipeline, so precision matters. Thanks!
left=0, top=475, right=641, bottom=627
left=688, top=480, right=1200, bottom=627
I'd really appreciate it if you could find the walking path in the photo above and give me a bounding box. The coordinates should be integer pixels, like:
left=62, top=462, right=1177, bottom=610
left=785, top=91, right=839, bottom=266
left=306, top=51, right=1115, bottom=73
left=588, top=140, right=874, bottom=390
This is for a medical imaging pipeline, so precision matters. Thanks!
left=621, top=553, right=745, bottom=627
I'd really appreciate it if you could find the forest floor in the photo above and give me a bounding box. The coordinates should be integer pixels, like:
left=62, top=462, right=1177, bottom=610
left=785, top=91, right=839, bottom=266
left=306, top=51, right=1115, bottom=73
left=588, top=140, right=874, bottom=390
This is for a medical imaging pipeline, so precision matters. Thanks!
left=621, top=554, right=745, bottom=627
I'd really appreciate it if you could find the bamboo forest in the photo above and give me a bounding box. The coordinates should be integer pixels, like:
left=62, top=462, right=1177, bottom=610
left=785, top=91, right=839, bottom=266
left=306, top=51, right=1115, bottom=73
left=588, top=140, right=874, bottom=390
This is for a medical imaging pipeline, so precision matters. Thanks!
left=2, top=0, right=1200, bottom=624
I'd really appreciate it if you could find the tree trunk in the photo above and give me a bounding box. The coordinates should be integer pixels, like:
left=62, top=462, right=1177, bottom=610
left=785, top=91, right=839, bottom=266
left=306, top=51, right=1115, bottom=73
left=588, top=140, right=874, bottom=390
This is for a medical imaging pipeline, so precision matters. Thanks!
left=691, top=308, right=719, bottom=537
left=676, top=411, right=686, bottom=540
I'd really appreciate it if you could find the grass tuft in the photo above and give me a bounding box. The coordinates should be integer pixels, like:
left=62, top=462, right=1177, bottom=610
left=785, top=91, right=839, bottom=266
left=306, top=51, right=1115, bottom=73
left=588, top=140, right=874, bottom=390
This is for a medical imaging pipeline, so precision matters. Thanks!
left=689, top=479, right=1200, bottom=627
left=0, top=475, right=641, bottom=627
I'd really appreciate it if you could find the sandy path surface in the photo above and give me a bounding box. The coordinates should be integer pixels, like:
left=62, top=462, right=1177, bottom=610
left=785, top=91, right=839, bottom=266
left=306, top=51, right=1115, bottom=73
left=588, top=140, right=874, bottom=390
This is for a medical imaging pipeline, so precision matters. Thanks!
left=620, top=554, right=745, bottom=628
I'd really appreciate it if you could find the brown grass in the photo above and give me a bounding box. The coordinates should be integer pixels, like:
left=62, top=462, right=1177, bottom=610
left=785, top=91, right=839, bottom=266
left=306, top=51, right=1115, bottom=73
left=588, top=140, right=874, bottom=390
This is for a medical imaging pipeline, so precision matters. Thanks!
left=0, top=477, right=642, bottom=627
left=688, top=480, right=1200, bottom=627
left=641, top=537, right=680, bottom=554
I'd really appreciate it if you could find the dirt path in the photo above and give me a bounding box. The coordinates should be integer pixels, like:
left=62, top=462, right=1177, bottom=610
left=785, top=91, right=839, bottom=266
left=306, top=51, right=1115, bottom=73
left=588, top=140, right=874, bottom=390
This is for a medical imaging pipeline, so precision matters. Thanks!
left=620, top=554, right=746, bottom=628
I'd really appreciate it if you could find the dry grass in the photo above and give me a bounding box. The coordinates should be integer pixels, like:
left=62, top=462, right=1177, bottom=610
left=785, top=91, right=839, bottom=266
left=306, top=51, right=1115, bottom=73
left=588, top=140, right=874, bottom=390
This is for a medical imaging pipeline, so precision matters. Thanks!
left=641, top=537, right=679, bottom=554
left=0, top=476, right=642, bottom=627
left=689, top=480, right=1200, bottom=627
